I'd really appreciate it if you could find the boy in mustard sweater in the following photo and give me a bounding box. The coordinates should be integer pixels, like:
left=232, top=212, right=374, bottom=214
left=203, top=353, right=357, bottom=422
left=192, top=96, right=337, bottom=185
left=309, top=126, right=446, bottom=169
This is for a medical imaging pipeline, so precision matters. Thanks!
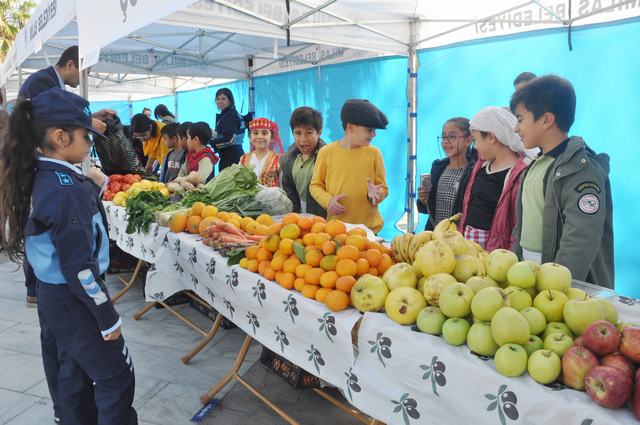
left=309, top=99, right=389, bottom=233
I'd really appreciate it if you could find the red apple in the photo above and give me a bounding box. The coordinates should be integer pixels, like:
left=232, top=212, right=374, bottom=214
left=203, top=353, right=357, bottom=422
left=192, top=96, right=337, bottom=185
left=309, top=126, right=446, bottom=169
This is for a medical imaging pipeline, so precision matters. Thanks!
left=619, top=327, right=640, bottom=363
left=600, top=352, right=634, bottom=380
left=585, top=366, right=632, bottom=409
left=561, top=346, right=599, bottom=390
left=581, top=320, right=620, bottom=356
left=574, top=336, right=584, bottom=346
left=633, top=370, right=640, bottom=420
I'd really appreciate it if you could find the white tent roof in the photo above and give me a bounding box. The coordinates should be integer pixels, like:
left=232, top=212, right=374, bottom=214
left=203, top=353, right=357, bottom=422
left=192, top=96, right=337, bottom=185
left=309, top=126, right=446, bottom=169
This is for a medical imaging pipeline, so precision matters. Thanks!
left=2, top=0, right=639, bottom=100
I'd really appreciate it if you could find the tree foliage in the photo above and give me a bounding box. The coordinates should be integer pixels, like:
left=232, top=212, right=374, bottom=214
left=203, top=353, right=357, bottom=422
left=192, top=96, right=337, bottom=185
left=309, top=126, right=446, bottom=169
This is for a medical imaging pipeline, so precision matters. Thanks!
left=0, top=0, right=36, bottom=61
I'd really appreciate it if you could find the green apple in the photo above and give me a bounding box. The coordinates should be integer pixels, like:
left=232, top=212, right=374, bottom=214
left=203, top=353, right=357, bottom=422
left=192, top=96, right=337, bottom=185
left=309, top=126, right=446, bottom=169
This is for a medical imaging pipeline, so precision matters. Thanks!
left=524, top=286, right=538, bottom=299
left=543, top=322, right=574, bottom=339
left=533, top=289, right=568, bottom=322
left=383, top=263, right=418, bottom=291
left=452, top=254, right=482, bottom=283
left=507, top=261, right=537, bottom=289
left=351, top=275, right=389, bottom=312
left=520, top=307, right=547, bottom=335
left=467, top=322, right=499, bottom=356
left=504, top=286, right=533, bottom=311
left=385, top=287, right=427, bottom=325
left=491, top=307, right=531, bottom=346
left=563, top=298, right=605, bottom=336
left=543, top=332, right=574, bottom=357
left=536, top=263, right=572, bottom=292
left=565, top=287, right=589, bottom=300
left=528, top=349, right=562, bottom=384
left=484, top=249, right=518, bottom=283
left=414, top=240, right=456, bottom=277
left=525, top=261, right=541, bottom=274
left=596, top=298, right=619, bottom=324
left=495, top=344, right=528, bottom=377
left=471, top=287, right=509, bottom=322
left=524, top=335, right=544, bottom=356
left=416, top=306, right=447, bottom=335
left=466, top=275, right=498, bottom=294
left=442, top=317, right=471, bottom=346
left=438, top=282, right=474, bottom=318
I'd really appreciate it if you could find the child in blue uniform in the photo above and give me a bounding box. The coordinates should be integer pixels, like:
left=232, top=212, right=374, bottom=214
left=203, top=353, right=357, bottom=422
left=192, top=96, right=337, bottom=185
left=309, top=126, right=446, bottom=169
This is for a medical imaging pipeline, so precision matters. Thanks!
left=0, top=88, right=137, bottom=425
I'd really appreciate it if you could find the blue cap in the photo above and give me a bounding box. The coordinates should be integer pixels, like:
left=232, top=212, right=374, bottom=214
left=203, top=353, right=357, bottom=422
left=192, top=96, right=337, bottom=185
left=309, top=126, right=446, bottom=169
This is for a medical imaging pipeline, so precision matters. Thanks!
left=30, top=88, right=104, bottom=137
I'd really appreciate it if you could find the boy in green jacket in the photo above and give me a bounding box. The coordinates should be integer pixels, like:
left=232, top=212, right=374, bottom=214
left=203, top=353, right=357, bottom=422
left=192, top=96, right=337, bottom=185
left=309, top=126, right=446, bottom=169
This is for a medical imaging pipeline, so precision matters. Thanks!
left=510, top=75, right=614, bottom=289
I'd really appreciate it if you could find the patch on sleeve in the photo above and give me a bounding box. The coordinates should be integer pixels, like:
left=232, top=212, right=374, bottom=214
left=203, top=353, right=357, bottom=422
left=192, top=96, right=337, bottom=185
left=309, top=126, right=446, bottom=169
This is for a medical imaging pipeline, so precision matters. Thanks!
left=55, top=171, right=74, bottom=186
left=575, top=181, right=601, bottom=194
left=577, top=194, right=600, bottom=215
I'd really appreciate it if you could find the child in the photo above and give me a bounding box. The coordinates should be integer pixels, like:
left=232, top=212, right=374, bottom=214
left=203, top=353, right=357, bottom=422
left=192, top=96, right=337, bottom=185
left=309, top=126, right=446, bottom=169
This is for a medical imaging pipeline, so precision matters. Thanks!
left=417, top=117, right=475, bottom=230
left=177, top=121, right=192, bottom=150
left=280, top=107, right=327, bottom=217
left=510, top=75, right=613, bottom=288
left=0, top=88, right=137, bottom=424
left=131, top=113, right=167, bottom=174
left=309, top=99, right=388, bottom=233
left=159, top=122, right=186, bottom=183
left=458, top=107, right=534, bottom=250
left=239, top=117, right=283, bottom=187
left=178, top=121, right=218, bottom=183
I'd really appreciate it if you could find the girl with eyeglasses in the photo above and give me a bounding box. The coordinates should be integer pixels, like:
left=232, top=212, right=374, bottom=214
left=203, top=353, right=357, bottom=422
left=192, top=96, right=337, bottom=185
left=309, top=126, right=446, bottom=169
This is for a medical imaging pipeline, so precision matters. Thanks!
left=417, top=117, right=476, bottom=230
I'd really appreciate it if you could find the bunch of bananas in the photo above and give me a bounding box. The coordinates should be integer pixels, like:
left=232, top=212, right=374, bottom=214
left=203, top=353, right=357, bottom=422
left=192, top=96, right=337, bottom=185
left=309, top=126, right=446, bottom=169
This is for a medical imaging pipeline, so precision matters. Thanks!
left=391, top=231, right=433, bottom=263
left=433, top=213, right=461, bottom=237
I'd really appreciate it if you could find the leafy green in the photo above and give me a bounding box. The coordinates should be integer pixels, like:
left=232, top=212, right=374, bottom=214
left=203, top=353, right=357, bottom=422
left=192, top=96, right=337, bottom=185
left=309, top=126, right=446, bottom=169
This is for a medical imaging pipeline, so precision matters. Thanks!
left=161, top=189, right=217, bottom=212
left=204, top=164, right=259, bottom=201
left=213, top=195, right=266, bottom=217
left=125, top=191, right=170, bottom=234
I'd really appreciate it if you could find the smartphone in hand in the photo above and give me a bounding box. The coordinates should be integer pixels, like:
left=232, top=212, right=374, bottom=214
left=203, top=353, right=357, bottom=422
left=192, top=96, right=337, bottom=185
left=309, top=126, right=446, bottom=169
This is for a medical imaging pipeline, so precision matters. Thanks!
left=420, top=173, right=432, bottom=192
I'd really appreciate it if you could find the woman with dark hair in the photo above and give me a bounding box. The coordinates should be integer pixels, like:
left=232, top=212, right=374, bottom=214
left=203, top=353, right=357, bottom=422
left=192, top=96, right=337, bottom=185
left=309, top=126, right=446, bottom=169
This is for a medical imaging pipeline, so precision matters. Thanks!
left=212, top=88, right=246, bottom=170
left=153, top=104, right=176, bottom=124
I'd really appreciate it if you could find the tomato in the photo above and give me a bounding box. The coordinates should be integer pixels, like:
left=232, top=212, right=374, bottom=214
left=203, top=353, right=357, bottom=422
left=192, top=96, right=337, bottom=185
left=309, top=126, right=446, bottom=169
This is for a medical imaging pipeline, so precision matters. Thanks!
left=109, top=182, right=122, bottom=193
left=121, top=183, right=131, bottom=191
left=103, top=191, right=115, bottom=201
left=109, top=174, right=123, bottom=183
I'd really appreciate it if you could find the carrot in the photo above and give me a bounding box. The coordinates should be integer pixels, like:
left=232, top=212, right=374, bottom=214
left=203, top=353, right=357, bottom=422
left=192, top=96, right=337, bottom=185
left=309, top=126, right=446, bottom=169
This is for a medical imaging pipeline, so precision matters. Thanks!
left=219, top=235, right=249, bottom=243
left=245, top=234, right=266, bottom=241
left=219, top=222, right=246, bottom=237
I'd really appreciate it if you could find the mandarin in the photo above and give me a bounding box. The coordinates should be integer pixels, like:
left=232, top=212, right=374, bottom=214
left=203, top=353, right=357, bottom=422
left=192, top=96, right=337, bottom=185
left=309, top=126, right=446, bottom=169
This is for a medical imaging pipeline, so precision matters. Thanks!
left=325, top=220, right=347, bottom=237
left=301, top=284, right=320, bottom=299
left=336, top=259, right=357, bottom=277
left=282, top=212, right=300, bottom=225
left=294, top=277, right=307, bottom=292
left=336, top=245, right=360, bottom=261
left=305, top=268, right=324, bottom=285
left=319, top=271, right=339, bottom=289
left=315, top=287, right=333, bottom=303
left=325, top=290, right=350, bottom=312
left=335, top=276, right=357, bottom=293
left=297, top=216, right=313, bottom=230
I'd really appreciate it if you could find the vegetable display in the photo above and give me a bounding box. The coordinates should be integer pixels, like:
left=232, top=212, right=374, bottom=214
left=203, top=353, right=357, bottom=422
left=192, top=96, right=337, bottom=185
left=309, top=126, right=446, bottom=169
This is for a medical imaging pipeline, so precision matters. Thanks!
left=124, top=190, right=171, bottom=234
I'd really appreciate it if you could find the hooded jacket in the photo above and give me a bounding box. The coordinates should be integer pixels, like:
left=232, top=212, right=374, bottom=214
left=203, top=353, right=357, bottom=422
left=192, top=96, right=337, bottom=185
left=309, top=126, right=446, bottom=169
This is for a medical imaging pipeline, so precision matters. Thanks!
left=512, top=136, right=614, bottom=288
left=279, top=140, right=327, bottom=218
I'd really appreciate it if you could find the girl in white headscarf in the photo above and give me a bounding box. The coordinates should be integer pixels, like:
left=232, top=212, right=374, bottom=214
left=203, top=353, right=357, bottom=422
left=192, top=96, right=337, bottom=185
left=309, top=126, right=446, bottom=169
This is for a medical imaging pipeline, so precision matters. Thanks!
left=458, top=106, right=537, bottom=250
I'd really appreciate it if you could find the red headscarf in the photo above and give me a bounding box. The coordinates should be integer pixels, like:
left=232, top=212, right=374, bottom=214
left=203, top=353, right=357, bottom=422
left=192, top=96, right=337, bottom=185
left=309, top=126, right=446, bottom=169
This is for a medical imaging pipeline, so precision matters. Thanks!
left=248, top=117, right=284, bottom=154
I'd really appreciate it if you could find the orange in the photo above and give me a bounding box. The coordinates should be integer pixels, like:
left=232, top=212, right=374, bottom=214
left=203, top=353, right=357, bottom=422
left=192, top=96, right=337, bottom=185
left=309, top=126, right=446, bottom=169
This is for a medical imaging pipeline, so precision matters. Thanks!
left=336, top=276, right=356, bottom=293
left=295, top=264, right=313, bottom=279
left=240, top=216, right=254, bottom=230
left=270, top=256, right=285, bottom=272
left=258, top=260, right=270, bottom=276
left=314, top=232, right=331, bottom=249
left=268, top=223, right=283, bottom=236
left=310, top=222, right=326, bottom=234
left=187, top=215, right=202, bottom=234
left=255, top=224, right=270, bottom=236
left=246, top=259, right=259, bottom=273
left=312, top=216, right=326, bottom=223
left=264, top=234, right=281, bottom=253
left=294, top=277, right=307, bottom=292
left=275, top=271, right=285, bottom=284
left=279, top=238, right=295, bottom=256
left=321, top=240, right=337, bottom=256
left=294, top=238, right=304, bottom=245
left=356, top=258, right=370, bottom=276
left=319, top=255, right=337, bottom=272
left=336, top=245, right=360, bottom=262
left=280, top=224, right=301, bottom=240
left=325, top=220, right=347, bottom=237
left=227, top=218, right=242, bottom=229
left=345, top=235, right=367, bottom=251
left=378, top=253, right=393, bottom=274
left=297, top=216, right=313, bottom=231
left=191, top=201, right=206, bottom=217
left=263, top=267, right=276, bottom=281
left=278, top=272, right=295, bottom=290
left=283, top=257, right=302, bottom=274
left=365, top=249, right=383, bottom=267
left=169, top=212, right=188, bottom=233
left=304, top=247, right=324, bottom=267
left=347, top=228, right=368, bottom=237
left=319, top=271, right=339, bottom=288
left=325, top=290, right=350, bottom=311
left=336, top=259, right=357, bottom=277
left=301, top=284, right=320, bottom=299
left=256, top=214, right=274, bottom=226
left=366, top=241, right=386, bottom=251
left=302, top=233, right=316, bottom=246
left=201, top=205, right=218, bottom=218
left=334, top=234, right=348, bottom=245
left=256, top=247, right=273, bottom=262
left=217, top=211, right=230, bottom=221
left=239, top=258, right=249, bottom=269
left=245, top=245, right=260, bottom=260
left=305, top=268, right=324, bottom=285
left=198, top=216, right=216, bottom=236
left=368, top=267, right=379, bottom=276
left=282, top=212, right=300, bottom=225
left=315, top=287, right=332, bottom=303
left=245, top=221, right=258, bottom=235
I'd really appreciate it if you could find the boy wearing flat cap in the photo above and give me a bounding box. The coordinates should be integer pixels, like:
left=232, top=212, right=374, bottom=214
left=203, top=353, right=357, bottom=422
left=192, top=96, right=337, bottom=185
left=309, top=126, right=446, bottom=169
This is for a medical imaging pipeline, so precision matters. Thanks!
left=309, top=99, right=389, bottom=233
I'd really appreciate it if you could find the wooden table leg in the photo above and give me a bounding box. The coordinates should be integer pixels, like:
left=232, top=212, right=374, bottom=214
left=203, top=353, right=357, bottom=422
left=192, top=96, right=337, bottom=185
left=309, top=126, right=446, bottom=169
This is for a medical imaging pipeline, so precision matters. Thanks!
left=181, top=313, right=223, bottom=364
left=312, top=388, right=376, bottom=424
left=201, top=334, right=254, bottom=404
left=112, top=259, right=145, bottom=303
left=132, top=301, right=157, bottom=321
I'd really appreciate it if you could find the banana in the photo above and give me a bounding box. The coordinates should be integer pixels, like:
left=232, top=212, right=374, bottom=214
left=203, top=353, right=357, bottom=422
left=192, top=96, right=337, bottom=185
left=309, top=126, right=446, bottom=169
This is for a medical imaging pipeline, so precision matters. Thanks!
left=433, top=213, right=461, bottom=237
left=408, top=231, right=433, bottom=262
left=392, top=234, right=405, bottom=262
left=402, top=233, right=414, bottom=263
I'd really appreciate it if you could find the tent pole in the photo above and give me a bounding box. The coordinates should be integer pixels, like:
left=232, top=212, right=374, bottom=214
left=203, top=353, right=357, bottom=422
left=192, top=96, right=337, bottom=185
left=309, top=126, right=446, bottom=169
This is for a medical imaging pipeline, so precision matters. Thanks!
left=79, top=68, right=89, bottom=99
left=173, top=77, right=178, bottom=120
left=17, top=67, right=23, bottom=87
left=407, top=19, right=418, bottom=234
left=128, top=95, right=133, bottom=120
left=248, top=56, right=255, bottom=116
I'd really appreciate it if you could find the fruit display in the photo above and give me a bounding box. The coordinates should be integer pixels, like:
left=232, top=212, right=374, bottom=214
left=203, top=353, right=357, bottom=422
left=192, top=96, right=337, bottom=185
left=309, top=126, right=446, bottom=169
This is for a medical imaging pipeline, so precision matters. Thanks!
left=165, top=171, right=205, bottom=194
left=108, top=176, right=169, bottom=207
left=102, top=173, right=142, bottom=201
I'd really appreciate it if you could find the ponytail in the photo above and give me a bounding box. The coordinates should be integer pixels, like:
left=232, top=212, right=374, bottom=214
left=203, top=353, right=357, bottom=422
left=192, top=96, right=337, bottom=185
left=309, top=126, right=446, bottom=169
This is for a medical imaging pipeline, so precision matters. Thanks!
left=0, top=100, right=55, bottom=262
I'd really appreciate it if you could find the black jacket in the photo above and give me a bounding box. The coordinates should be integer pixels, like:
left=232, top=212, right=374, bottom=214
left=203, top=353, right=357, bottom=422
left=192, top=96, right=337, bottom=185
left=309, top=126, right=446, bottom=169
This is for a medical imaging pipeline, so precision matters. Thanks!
left=417, top=155, right=475, bottom=230
left=212, top=107, right=244, bottom=150
left=18, top=66, right=61, bottom=99
left=279, top=140, right=327, bottom=218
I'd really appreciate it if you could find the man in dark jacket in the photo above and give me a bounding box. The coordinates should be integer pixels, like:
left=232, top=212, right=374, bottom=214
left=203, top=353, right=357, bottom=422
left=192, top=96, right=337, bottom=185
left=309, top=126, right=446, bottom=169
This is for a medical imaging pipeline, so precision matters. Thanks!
left=280, top=107, right=327, bottom=217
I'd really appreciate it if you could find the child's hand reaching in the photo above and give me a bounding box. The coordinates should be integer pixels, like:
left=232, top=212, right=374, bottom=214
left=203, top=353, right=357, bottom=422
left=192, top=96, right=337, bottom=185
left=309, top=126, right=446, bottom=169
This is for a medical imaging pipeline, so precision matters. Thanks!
left=328, top=195, right=347, bottom=215
left=367, top=178, right=384, bottom=205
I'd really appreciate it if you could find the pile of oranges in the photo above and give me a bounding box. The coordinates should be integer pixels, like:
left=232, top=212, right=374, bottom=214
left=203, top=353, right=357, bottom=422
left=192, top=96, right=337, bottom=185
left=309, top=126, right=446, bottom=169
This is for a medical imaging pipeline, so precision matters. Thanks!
left=239, top=213, right=394, bottom=312
left=168, top=201, right=221, bottom=235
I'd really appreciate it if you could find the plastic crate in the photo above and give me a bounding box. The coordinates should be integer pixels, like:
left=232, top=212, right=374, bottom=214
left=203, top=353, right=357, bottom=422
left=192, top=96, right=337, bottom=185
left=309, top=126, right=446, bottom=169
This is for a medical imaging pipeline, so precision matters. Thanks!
left=107, top=241, right=139, bottom=274
left=260, top=346, right=320, bottom=390
left=188, top=298, right=237, bottom=329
